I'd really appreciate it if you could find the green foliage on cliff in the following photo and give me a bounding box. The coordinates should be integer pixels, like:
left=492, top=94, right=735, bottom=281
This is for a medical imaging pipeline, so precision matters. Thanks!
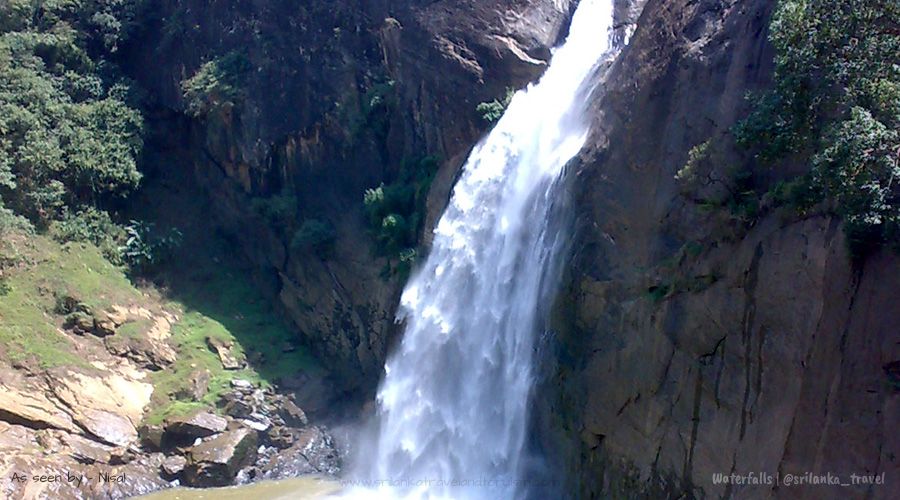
left=145, top=229, right=322, bottom=426
left=291, top=218, right=336, bottom=258
left=0, top=0, right=147, bottom=252
left=250, top=191, right=297, bottom=230
left=737, top=0, right=900, bottom=254
left=182, top=51, right=251, bottom=116
left=476, top=87, right=516, bottom=122
left=363, top=156, right=438, bottom=267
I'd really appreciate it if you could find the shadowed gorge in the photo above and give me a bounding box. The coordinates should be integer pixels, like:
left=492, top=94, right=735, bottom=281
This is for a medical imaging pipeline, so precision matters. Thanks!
left=0, top=0, right=897, bottom=499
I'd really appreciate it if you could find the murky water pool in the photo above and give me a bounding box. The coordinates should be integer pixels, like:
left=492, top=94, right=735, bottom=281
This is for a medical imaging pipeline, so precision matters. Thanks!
left=136, top=477, right=339, bottom=500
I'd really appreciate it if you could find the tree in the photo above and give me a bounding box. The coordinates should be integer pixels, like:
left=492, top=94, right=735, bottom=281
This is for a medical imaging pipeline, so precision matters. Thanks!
left=736, top=0, right=900, bottom=253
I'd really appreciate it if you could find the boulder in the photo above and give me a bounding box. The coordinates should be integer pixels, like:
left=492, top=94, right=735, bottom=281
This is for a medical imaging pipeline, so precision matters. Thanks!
left=206, top=337, right=244, bottom=370
left=174, top=370, right=211, bottom=401
left=224, top=398, right=254, bottom=419
left=165, top=412, right=228, bottom=441
left=65, top=311, right=95, bottom=335
left=138, top=424, right=165, bottom=451
left=79, top=409, right=137, bottom=447
left=104, top=335, right=177, bottom=370
left=161, top=454, right=187, bottom=479
left=93, top=314, right=118, bottom=336
left=260, top=427, right=339, bottom=479
left=230, top=379, right=254, bottom=390
left=45, top=368, right=152, bottom=446
left=265, top=427, right=299, bottom=449
left=0, top=383, right=79, bottom=432
left=276, top=398, right=308, bottom=427
left=295, top=427, right=340, bottom=475
left=62, top=432, right=114, bottom=464
left=183, top=428, right=258, bottom=487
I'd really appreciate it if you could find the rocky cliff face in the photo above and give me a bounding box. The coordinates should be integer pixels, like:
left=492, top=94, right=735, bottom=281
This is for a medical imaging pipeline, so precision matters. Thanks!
left=537, top=0, right=899, bottom=498
left=124, top=0, right=576, bottom=398
left=117, top=1, right=898, bottom=497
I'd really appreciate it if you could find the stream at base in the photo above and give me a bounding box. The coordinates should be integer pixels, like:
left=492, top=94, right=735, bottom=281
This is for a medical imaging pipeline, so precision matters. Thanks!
left=136, top=477, right=338, bottom=500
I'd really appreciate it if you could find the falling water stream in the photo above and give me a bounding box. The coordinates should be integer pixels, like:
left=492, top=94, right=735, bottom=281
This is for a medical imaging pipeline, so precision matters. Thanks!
left=347, top=1, right=621, bottom=499
left=136, top=2, right=621, bottom=500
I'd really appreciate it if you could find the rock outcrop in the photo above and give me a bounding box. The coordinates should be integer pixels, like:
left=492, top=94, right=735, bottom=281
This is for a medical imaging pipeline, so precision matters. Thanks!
left=0, top=284, right=340, bottom=498
left=533, top=0, right=899, bottom=498
left=183, top=427, right=258, bottom=487
left=122, top=0, right=578, bottom=398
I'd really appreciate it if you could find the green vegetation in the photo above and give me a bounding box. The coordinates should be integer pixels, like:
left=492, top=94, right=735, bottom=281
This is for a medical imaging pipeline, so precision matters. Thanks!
left=250, top=191, right=297, bottom=230
left=675, top=140, right=761, bottom=229
left=0, top=234, right=143, bottom=368
left=0, top=0, right=145, bottom=230
left=182, top=51, right=251, bottom=116
left=345, top=78, right=396, bottom=147
left=49, top=207, right=124, bottom=261
left=476, top=87, right=515, bottom=122
left=363, top=156, right=439, bottom=273
left=118, top=220, right=183, bottom=272
left=674, top=141, right=711, bottom=185
left=146, top=233, right=321, bottom=425
left=291, top=219, right=336, bottom=258
left=736, top=0, right=900, bottom=255
left=0, top=0, right=168, bottom=281
left=0, top=226, right=320, bottom=425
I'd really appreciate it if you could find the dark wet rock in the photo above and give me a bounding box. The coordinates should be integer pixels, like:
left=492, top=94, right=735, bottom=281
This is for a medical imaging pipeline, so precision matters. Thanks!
left=275, top=397, right=308, bottom=428
left=138, top=424, right=165, bottom=452
left=260, top=442, right=316, bottom=479
left=183, top=427, right=258, bottom=487
left=224, top=397, right=254, bottom=419
left=264, top=426, right=299, bottom=449
left=276, top=373, right=332, bottom=416
left=109, top=447, right=137, bottom=465
left=261, top=426, right=340, bottom=480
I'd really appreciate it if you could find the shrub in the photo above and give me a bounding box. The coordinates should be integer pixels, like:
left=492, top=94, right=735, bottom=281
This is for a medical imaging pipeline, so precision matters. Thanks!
left=0, top=200, right=30, bottom=236
left=182, top=52, right=251, bottom=116
left=362, top=156, right=438, bottom=263
left=119, top=220, right=183, bottom=272
left=675, top=141, right=711, bottom=185
left=476, top=87, right=515, bottom=122
left=50, top=207, right=125, bottom=262
left=251, top=192, right=297, bottom=230
left=290, top=219, right=335, bottom=258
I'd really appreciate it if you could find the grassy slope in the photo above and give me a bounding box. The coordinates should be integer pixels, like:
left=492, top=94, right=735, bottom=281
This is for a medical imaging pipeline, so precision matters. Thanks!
left=0, top=230, right=321, bottom=425
left=145, top=247, right=321, bottom=425
left=0, top=234, right=141, bottom=368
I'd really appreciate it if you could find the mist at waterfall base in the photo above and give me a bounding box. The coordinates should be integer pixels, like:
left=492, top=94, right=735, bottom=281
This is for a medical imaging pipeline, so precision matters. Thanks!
left=341, top=1, right=619, bottom=498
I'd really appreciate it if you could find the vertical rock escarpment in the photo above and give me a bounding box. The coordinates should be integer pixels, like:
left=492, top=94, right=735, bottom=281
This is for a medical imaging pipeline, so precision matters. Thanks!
left=538, top=0, right=899, bottom=498
left=123, top=0, right=577, bottom=398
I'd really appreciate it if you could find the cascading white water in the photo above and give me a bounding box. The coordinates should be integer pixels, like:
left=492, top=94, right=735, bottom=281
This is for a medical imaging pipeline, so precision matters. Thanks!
left=347, top=1, right=619, bottom=499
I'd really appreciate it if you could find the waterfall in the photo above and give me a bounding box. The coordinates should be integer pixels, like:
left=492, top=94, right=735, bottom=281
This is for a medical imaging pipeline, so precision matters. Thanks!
left=347, top=1, right=619, bottom=498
